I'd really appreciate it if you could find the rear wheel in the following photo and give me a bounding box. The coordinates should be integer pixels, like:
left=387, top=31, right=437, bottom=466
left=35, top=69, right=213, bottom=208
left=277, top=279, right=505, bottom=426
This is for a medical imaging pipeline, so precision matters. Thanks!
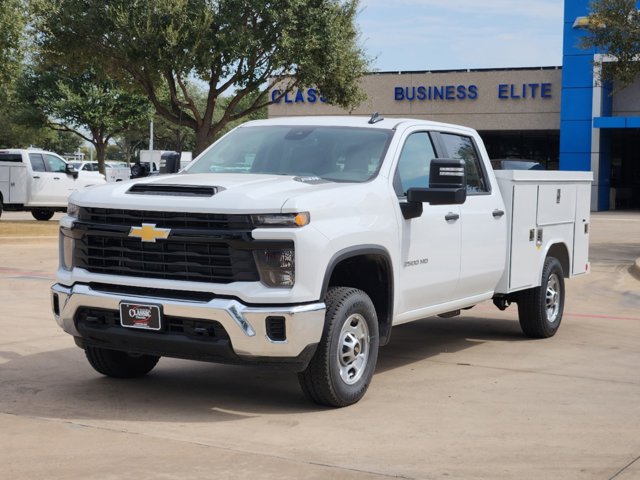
left=517, top=256, right=565, bottom=338
left=298, top=287, right=379, bottom=407
left=85, top=346, right=160, bottom=378
left=31, top=208, right=55, bottom=221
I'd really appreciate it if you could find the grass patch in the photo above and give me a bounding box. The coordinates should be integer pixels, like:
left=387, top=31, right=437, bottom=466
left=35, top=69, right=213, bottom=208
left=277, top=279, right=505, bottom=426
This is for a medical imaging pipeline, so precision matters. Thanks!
left=0, top=220, right=59, bottom=237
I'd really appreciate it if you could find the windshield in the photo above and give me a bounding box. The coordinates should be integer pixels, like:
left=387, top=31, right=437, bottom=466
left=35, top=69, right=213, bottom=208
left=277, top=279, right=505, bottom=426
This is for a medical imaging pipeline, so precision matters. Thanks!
left=186, top=125, right=394, bottom=182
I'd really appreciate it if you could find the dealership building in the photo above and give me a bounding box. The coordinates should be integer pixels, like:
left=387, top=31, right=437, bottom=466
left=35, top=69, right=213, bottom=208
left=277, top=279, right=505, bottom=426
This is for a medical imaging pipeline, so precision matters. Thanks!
left=269, top=0, right=640, bottom=211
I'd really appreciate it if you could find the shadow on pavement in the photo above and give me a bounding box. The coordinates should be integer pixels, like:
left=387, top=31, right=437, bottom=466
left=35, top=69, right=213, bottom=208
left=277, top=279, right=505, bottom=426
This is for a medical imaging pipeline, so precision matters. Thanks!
left=377, top=315, right=526, bottom=373
left=0, top=315, right=527, bottom=422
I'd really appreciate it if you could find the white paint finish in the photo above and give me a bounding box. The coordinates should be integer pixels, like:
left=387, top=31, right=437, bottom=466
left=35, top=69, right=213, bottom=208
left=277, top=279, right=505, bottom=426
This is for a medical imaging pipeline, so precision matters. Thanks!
left=458, top=191, right=507, bottom=298
left=508, top=184, right=541, bottom=290
left=572, top=183, right=591, bottom=275
left=537, top=184, right=577, bottom=225
left=396, top=203, right=461, bottom=316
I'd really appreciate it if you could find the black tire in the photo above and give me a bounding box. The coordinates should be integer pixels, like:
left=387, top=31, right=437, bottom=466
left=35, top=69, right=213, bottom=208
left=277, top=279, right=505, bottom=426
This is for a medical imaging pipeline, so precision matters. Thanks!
left=31, top=208, right=55, bottom=221
left=298, top=287, right=379, bottom=407
left=517, top=256, right=565, bottom=338
left=0, top=197, right=3, bottom=219
left=85, top=346, right=160, bottom=378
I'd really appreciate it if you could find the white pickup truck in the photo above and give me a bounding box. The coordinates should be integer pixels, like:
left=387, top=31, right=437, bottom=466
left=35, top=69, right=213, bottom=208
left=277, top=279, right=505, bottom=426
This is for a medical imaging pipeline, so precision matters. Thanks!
left=0, top=149, right=105, bottom=220
left=50, top=116, right=592, bottom=407
left=70, top=161, right=131, bottom=183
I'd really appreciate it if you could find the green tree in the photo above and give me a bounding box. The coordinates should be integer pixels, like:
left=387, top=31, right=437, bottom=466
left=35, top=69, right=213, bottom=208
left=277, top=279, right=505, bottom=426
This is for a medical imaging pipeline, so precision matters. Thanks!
left=34, top=0, right=369, bottom=155
left=0, top=0, right=27, bottom=96
left=583, top=0, right=640, bottom=87
left=24, top=66, right=152, bottom=173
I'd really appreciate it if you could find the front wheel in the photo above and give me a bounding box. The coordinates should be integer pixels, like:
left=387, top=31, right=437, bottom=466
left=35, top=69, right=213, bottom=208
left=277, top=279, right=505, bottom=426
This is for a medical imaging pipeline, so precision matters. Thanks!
left=298, top=287, right=379, bottom=407
left=85, top=346, right=160, bottom=378
left=31, top=208, right=55, bottom=221
left=517, top=256, right=565, bottom=338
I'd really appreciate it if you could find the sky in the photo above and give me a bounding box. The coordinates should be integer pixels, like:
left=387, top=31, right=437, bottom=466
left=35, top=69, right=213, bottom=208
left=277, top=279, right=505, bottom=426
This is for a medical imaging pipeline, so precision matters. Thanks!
left=357, top=0, right=565, bottom=72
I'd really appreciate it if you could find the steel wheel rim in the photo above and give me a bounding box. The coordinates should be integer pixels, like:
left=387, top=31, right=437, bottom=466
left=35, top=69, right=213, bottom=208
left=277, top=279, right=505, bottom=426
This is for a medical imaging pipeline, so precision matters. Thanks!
left=337, top=313, right=370, bottom=385
left=545, top=273, right=561, bottom=323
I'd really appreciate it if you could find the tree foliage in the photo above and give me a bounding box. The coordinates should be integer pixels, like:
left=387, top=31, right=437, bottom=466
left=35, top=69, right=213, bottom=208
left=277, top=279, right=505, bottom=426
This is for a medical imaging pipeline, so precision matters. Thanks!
left=0, top=0, right=27, bottom=93
left=583, top=0, right=640, bottom=86
left=34, top=0, right=369, bottom=154
left=24, top=65, right=152, bottom=172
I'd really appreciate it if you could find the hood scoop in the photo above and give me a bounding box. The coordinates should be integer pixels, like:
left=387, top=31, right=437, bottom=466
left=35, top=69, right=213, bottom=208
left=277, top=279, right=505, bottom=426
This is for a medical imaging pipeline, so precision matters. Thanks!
left=127, top=184, right=223, bottom=197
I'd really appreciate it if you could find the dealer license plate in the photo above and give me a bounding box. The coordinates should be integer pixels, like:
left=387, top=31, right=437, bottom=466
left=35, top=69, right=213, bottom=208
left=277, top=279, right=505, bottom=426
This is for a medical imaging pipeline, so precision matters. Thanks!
left=120, top=303, right=162, bottom=331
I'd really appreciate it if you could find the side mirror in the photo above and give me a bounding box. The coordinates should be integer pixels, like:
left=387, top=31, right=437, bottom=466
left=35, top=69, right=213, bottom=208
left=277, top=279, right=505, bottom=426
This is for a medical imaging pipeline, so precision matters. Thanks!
left=407, top=159, right=467, bottom=206
left=66, top=164, right=79, bottom=179
left=401, top=159, right=467, bottom=219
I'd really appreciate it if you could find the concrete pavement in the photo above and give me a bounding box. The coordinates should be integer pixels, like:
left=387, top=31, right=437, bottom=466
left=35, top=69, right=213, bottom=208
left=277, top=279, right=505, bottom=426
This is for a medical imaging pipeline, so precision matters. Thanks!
left=0, top=212, right=639, bottom=479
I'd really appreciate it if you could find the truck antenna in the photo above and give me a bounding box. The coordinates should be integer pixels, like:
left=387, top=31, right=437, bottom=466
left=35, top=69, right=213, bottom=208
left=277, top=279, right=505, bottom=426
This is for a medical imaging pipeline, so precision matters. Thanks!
left=368, top=112, right=383, bottom=124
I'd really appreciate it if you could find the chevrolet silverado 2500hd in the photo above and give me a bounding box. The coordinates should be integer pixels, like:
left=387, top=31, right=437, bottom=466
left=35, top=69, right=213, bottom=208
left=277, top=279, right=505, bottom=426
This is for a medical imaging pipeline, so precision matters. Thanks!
left=51, top=116, right=592, bottom=407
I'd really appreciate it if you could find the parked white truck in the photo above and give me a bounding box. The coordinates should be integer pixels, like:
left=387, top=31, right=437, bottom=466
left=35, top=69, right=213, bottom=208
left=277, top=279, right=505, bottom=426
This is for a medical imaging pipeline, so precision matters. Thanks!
left=0, top=149, right=106, bottom=220
left=50, top=116, right=592, bottom=406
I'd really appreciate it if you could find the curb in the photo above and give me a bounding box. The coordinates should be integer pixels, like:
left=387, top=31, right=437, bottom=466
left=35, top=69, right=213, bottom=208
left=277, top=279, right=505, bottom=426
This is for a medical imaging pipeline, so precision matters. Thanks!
left=631, top=258, right=640, bottom=281
left=0, top=236, right=58, bottom=245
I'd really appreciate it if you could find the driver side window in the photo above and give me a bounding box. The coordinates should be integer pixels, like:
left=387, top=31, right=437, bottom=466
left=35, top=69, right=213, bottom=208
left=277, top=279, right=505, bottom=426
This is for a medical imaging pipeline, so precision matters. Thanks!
left=393, top=132, right=437, bottom=196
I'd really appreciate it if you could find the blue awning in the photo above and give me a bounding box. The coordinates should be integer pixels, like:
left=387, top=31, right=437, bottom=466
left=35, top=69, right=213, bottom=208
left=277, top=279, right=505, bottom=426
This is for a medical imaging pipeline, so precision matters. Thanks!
left=593, top=116, right=640, bottom=128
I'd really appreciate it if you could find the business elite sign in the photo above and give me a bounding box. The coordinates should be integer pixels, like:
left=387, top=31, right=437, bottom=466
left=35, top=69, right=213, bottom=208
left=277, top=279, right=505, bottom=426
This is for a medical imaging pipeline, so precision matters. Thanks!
left=272, top=82, right=553, bottom=105
left=394, top=83, right=553, bottom=102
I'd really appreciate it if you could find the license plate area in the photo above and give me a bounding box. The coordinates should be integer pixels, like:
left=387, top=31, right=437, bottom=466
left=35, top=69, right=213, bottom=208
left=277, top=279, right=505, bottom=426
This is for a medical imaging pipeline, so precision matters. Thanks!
left=120, top=302, right=162, bottom=331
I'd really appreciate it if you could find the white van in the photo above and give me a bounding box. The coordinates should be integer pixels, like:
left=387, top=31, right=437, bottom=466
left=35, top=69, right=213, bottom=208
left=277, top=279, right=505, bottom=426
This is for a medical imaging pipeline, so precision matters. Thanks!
left=0, top=149, right=106, bottom=220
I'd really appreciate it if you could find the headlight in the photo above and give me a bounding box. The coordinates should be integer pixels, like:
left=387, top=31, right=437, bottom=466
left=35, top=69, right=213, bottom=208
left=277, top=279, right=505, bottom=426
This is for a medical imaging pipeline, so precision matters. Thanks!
left=252, top=212, right=310, bottom=228
left=60, top=228, right=75, bottom=271
left=254, top=248, right=295, bottom=287
left=67, top=202, right=80, bottom=218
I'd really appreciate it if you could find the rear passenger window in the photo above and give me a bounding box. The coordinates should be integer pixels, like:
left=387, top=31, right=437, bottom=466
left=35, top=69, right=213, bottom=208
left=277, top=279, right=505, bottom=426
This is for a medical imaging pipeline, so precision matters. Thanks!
left=440, top=133, right=488, bottom=193
left=29, top=153, right=46, bottom=172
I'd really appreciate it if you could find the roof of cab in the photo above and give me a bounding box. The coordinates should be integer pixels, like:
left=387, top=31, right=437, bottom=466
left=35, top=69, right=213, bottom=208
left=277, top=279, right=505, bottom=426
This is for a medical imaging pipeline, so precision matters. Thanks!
left=240, top=115, right=477, bottom=134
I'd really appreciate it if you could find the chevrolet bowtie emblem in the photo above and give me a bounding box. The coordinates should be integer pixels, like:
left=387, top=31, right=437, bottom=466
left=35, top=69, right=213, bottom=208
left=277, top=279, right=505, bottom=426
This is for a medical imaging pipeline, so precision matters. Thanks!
left=129, top=223, right=171, bottom=243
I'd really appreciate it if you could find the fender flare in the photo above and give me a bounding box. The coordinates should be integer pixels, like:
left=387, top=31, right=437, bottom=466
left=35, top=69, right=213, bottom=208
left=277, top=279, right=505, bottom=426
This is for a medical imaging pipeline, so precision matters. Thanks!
left=321, top=245, right=394, bottom=345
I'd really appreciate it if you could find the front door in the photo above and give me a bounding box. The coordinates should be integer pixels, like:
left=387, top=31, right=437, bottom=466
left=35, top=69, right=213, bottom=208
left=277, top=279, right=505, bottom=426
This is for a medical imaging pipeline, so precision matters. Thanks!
left=394, top=131, right=461, bottom=319
left=28, top=153, right=76, bottom=206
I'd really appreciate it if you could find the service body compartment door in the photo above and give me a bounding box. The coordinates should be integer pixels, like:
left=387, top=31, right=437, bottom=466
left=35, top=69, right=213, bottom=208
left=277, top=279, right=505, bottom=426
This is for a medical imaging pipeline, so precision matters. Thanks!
left=509, top=184, right=542, bottom=290
left=572, top=184, right=591, bottom=275
left=10, top=166, right=28, bottom=204
left=537, top=184, right=576, bottom=225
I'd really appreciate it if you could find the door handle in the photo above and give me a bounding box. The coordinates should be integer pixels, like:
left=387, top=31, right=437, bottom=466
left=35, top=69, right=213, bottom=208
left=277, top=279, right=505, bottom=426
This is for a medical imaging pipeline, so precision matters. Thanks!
left=53, top=177, right=60, bottom=180
left=492, top=209, right=505, bottom=218
left=445, top=212, right=459, bottom=221
left=32, top=176, right=40, bottom=179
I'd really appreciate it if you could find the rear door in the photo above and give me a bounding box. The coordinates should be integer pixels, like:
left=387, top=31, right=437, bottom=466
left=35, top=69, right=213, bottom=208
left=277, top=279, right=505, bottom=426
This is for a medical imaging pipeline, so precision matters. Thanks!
left=438, top=132, right=507, bottom=299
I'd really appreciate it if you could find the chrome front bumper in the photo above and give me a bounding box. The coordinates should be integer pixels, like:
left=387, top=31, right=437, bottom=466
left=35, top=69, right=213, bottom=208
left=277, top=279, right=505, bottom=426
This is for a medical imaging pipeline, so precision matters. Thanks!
left=51, top=283, right=326, bottom=360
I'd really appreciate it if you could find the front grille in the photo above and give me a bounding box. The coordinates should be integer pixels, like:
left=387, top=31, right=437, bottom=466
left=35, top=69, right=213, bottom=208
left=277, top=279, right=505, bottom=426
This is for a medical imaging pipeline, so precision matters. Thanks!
left=75, top=233, right=258, bottom=283
left=79, top=207, right=253, bottom=230
left=75, top=307, right=230, bottom=340
left=73, top=208, right=291, bottom=284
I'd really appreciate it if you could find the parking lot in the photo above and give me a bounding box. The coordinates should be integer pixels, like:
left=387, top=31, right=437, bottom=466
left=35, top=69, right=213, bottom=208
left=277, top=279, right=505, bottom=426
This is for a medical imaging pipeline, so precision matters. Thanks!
left=1, top=211, right=639, bottom=479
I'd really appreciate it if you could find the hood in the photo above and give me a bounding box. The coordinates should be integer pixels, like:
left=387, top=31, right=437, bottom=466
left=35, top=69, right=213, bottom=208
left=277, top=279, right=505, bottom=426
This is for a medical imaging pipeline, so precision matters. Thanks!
left=69, top=173, right=357, bottom=214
